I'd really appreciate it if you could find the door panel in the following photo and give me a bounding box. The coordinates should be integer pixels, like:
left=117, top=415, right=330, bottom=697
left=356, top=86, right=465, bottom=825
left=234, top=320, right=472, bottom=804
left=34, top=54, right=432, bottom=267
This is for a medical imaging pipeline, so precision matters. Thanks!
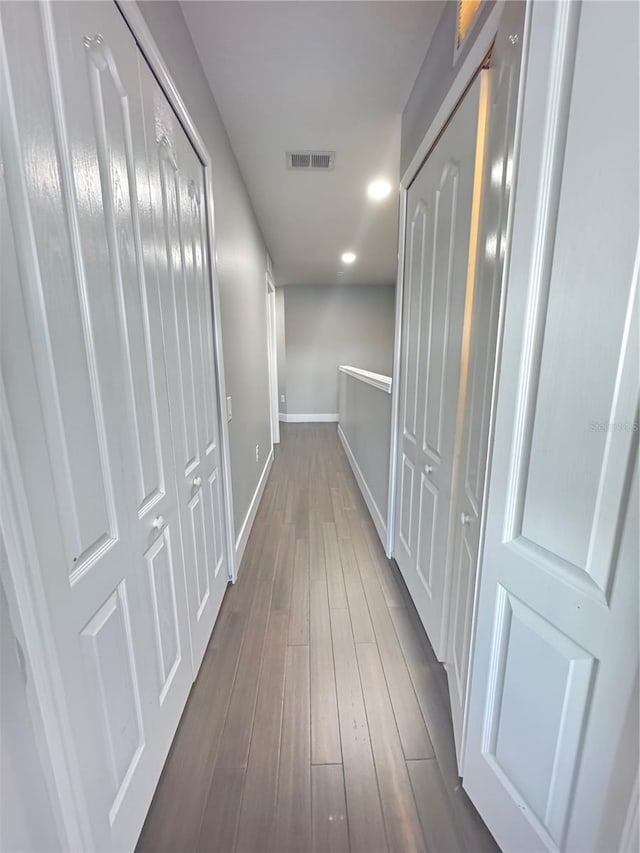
left=416, top=473, right=438, bottom=595
left=188, top=179, right=218, bottom=457
left=403, top=205, right=426, bottom=446
left=190, top=490, right=211, bottom=614
left=83, top=29, right=165, bottom=517
left=449, top=533, right=474, bottom=700
left=446, top=2, right=526, bottom=767
left=1, top=8, right=120, bottom=588
left=394, top=74, right=486, bottom=660
left=145, top=530, right=182, bottom=704
left=463, top=2, right=639, bottom=850
left=422, top=162, right=459, bottom=462
left=158, top=140, right=201, bottom=475
left=399, top=455, right=415, bottom=552
left=488, top=590, right=595, bottom=844
left=80, top=584, right=145, bottom=813
left=208, top=469, right=225, bottom=580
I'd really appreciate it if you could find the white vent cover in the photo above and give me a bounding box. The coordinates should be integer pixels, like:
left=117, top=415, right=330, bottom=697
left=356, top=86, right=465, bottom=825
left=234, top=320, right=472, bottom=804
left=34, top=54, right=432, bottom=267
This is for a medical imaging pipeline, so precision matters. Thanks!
left=286, top=150, right=335, bottom=171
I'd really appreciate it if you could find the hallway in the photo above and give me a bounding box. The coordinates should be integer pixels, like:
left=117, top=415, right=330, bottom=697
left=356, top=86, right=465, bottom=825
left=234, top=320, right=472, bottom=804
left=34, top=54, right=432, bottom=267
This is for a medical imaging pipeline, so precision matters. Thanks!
left=137, top=424, right=497, bottom=853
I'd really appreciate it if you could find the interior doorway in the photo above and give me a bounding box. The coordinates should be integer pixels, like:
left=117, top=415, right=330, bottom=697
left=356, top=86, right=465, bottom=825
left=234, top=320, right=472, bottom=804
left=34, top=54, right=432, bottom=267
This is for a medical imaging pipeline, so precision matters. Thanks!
left=266, top=272, right=280, bottom=445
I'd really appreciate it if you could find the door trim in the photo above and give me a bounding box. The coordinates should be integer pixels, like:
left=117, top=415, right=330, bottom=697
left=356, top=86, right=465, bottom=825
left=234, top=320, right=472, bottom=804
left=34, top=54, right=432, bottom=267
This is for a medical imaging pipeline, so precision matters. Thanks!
left=0, top=380, right=92, bottom=851
left=116, top=1, right=237, bottom=582
left=265, top=270, right=280, bottom=446
left=386, top=186, right=406, bottom=557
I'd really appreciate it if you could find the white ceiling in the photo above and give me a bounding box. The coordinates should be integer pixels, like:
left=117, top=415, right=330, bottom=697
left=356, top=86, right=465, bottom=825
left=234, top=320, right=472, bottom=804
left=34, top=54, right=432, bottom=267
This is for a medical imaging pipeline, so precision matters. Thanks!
left=181, top=1, right=443, bottom=286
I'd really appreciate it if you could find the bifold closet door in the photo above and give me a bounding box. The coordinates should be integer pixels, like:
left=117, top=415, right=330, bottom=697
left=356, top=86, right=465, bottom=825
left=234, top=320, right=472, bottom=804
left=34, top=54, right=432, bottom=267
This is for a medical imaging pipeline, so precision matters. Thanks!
left=394, top=73, right=487, bottom=662
left=446, top=2, right=526, bottom=769
left=1, top=1, right=227, bottom=849
left=139, top=62, right=229, bottom=672
left=51, top=1, right=197, bottom=745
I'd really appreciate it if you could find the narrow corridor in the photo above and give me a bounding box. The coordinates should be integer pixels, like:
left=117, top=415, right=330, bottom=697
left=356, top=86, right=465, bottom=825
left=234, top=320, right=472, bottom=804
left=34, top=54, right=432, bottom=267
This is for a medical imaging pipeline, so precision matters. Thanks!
left=137, top=424, right=497, bottom=853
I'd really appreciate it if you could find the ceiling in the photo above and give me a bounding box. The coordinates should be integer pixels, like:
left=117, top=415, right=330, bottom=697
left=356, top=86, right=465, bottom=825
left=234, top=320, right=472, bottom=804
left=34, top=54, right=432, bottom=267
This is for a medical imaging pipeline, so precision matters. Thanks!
left=181, top=1, right=443, bottom=286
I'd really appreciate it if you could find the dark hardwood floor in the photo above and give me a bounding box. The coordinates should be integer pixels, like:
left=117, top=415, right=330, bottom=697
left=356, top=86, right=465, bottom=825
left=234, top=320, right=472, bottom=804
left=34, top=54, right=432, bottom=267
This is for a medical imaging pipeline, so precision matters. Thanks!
left=137, top=423, right=498, bottom=853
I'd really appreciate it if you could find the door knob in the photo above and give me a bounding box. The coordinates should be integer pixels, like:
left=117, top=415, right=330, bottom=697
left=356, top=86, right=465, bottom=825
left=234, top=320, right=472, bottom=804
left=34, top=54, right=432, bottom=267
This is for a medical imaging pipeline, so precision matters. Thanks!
left=425, top=464, right=433, bottom=474
left=193, top=476, right=202, bottom=487
left=152, top=515, right=165, bottom=530
left=460, top=512, right=472, bottom=526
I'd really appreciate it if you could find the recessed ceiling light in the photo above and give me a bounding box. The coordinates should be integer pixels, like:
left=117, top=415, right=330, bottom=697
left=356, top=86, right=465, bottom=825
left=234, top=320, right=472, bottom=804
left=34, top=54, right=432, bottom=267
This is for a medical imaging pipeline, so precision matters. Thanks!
left=341, top=251, right=356, bottom=264
left=367, top=179, right=392, bottom=200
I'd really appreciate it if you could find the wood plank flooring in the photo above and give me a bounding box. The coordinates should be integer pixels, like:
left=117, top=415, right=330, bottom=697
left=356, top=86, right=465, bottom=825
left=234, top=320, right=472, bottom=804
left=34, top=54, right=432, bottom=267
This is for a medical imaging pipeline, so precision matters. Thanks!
left=137, top=423, right=498, bottom=853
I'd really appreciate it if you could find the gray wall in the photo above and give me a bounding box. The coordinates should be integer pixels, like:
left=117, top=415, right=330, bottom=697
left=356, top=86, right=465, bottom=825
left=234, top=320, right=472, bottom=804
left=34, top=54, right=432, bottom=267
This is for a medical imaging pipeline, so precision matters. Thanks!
left=401, top=0, right=496, bottom=175
left=138, top=2, right=272, bottom=540
left=283, top=285, right=395, bottom=415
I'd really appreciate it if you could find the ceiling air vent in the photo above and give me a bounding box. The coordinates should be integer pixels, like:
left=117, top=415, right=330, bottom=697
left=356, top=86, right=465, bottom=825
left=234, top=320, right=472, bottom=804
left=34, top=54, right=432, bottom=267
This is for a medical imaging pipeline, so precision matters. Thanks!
left=286, top=150, right=335, bottom=171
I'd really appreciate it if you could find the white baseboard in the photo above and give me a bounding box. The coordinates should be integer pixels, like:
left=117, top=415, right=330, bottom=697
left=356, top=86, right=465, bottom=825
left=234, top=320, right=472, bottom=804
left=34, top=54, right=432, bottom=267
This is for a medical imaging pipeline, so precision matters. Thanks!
left=337, top=424, right=387, bottom=549
left=234, top=446, right=274, bottom=576
left=279, top=413, right=339, bottom=423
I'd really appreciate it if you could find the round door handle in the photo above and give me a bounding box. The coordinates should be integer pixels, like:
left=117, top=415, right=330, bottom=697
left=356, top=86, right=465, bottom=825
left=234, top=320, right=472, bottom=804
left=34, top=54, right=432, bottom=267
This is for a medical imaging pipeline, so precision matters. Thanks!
left=460, top=512, right=472, bottom=526
left=152, top=515, right=165, bottom=530
left=425, top=464, right=433, bottom=474
left=193, top=476, right=202, bottom=487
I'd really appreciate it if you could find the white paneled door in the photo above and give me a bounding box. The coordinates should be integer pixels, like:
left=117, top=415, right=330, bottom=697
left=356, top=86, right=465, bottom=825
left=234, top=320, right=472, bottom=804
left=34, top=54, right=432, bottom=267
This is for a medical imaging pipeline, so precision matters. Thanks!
left=394, top=72, right=488, bottom=661
left=139, top=60, right=229, bottom=672
left=446, top=2, right=526, bottom=768
left=463, top=2, right=639, bottom=850
left=1, top=1, right=228, bottom=849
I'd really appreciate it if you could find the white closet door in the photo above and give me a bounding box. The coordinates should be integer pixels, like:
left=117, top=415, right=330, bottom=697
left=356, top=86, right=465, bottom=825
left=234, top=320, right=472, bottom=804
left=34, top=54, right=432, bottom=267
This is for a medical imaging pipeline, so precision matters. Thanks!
left=394, top=74, right=486, bottom=661
left=446, top=2, right=526, bottom=768
left=139, top=60, right=229, bottom=672
left=1, top=0, right=218, bottom=847
left=463, top=2, right=639, bottom=850
left=50, top=0, right=195, bottom=728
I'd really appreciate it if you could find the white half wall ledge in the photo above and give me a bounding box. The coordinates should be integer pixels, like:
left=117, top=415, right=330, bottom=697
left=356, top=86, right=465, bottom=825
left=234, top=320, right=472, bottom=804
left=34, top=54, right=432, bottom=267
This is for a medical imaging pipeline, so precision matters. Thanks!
left=234, top=446, right=274, bottom=575
left=279, top=413, right=339, bottom=423
left=338, top=365, right=392, bottom=394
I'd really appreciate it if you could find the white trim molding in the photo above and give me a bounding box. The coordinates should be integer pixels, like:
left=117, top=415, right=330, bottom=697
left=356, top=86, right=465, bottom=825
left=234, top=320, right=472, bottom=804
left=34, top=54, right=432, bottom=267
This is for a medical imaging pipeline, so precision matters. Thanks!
left=265, top=270, right=280, bottom=446
left=280, top=413, right=339, bottom=423
left=234, top=447, right=274, bottom=573
left=338, top=425, right=387, bottom=547
left=0, top=382, right=93, bottom=851
left=387, top=186, right=407, bottom=558
left=338, top=365, right=392, bottom=394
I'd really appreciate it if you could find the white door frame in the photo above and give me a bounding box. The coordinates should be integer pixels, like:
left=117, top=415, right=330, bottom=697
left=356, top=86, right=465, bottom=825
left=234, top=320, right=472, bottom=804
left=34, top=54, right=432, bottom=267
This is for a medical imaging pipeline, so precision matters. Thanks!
left=116, top=1, right=237, bottom=583
left=386, top=1, right=504, bottom=559
left=0, top=381, right=93, bottom=851
left=265, top=270, right=280, bottom=445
